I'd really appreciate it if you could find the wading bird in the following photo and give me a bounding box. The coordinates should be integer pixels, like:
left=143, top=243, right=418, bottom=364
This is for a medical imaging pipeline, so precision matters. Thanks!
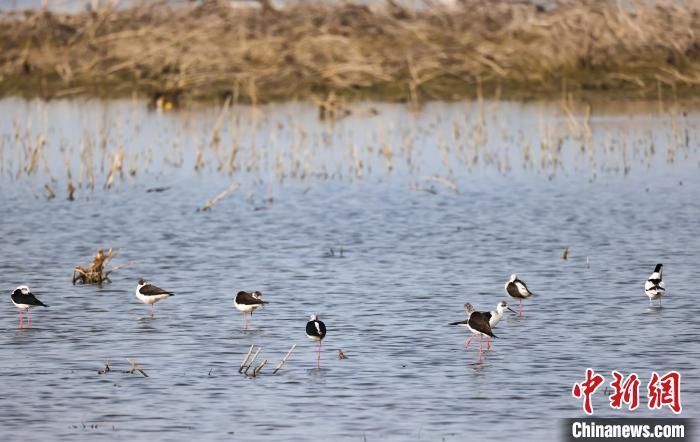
left=306, top=314, right=327, bottom=368
left=234, top=291, right=267, bottom=329
left=135, top=279, right=174, bottom=319
left=450, top=303, right=497, bottom=357
left=505, top=274, right=535, bottom=316
left=644, top=263, right=665, bottom=307
left=10, top=285, right=48, bottom=328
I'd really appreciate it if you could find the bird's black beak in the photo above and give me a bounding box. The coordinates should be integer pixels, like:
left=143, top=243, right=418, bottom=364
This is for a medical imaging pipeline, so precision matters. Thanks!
left=507, top=307, right=517, bottom=314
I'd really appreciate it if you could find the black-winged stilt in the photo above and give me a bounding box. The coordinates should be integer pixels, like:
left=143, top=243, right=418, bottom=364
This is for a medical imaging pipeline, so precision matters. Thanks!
left=450, top=303, right=497, bottom=357
left=505, top=274, right=534, bottom=316
left=306, top=314, right=327, bottom=368
left=644, top=263, right=665, bottom=307
left=135, top=279, right=173, bottom=319
left=234, top=291, right=267, bottom=329
left=10, top=285, right=47, bottom=328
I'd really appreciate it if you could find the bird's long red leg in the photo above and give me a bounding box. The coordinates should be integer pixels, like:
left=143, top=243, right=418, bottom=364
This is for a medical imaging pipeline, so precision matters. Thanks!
left=18, top=310, right=23, bottom=329
left=27, top=309, right=31, bottom=328
left=464, top=335, right=474, bottom=348
left=150, top=304, right=154, bottom=319
left=487, top=336, right=491, bottom=350
left=519, top=300, right=523, bottom=317
left=478, top=335, right=483, bottom=357
left=317, top=341, right=322, bottom=368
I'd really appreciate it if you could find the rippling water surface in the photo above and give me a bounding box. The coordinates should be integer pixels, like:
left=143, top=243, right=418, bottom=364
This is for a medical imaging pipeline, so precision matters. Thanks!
left=0, top=98, right=699, bottom=441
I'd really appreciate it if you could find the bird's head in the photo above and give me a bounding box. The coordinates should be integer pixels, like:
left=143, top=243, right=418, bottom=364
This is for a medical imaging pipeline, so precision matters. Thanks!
left=509, top=274, right=517, bottom=282
left=654, top=263, right=663, bottom=274
left=464, top=303, right=474, bottom=314
left=498, top=301, right=517, bottom=314
left=309, top=314, right=318, bottom=321
left=14, top=285, right=30, bottom=295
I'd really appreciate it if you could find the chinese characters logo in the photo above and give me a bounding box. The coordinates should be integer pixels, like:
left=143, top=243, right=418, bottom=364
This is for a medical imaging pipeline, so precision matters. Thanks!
left=572, top=369, right=681, bottom=415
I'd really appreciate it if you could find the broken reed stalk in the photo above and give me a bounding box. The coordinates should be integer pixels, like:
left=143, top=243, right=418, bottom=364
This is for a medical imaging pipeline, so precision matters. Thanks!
left=97, top=359, right=111, bottom=375
left=124, top=358, right=149, bottom=377
left=422, top=175, right=459, bottom=193
left=408, top=182, right=437, bottom=195
left=243, top=347, right=262, bottom=376
left=198, top=182, right=240, bottom=212
left=239, top=345, right=254, bottom=373
left=252, top=359, right=267, bottom=377
left=44, top=183, right=56, bottom=199
left=272, top=344, right=296, bottom=375
left=210, top=96, right=232, bottom=156
left=105, top=146, right=124, bottom=189
left=64, top=149, right=75, bottom=200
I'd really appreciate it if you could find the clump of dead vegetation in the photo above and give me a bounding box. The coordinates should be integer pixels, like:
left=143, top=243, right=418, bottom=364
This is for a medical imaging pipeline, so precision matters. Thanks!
left=2, top=0, right=700, bottom=102
left=72, top=248, right=128, bottom=285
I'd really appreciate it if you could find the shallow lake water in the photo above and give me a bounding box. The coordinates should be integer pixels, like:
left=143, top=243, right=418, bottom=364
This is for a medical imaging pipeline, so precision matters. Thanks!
left=0, top=98, right=698, bottom=441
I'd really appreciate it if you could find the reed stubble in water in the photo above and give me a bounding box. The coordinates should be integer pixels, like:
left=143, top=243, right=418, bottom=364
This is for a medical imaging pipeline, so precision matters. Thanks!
left=239, top=344, right=296, bottom=377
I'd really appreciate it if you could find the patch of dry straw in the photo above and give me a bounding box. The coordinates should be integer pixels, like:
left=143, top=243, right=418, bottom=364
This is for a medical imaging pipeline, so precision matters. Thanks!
left=2, top=0, right=700, bottom=101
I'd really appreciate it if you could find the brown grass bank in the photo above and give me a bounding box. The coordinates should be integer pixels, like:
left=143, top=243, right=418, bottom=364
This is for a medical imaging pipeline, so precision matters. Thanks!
left=2, top=0, right=700, bottom=103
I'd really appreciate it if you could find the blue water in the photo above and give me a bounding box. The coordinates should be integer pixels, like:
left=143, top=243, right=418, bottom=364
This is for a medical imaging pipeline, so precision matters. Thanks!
left=0, top=99, right=698, bottom=441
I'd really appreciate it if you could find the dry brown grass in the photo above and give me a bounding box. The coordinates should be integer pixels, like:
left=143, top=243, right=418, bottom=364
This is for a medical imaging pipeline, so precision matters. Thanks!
left=2, top=0, right=700, bottom=102
left=73, top=247, right=131, bottom=285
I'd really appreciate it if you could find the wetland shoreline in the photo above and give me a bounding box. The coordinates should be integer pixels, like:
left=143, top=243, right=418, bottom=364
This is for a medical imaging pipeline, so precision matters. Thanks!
left=3, top=0, right=700, bottom=104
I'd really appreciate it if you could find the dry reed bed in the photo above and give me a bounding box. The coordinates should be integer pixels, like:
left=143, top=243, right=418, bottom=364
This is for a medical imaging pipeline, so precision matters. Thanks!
left=2, top=0, right=700, bottom=102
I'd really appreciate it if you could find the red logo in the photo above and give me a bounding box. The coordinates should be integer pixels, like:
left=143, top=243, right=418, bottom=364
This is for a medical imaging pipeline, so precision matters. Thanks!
left=647, top=371, right=682, bottom=414
left=572, top=368, right=605, bottom=415
left=609, top=371, right=640, bottom=411
left=573, top=370, right=682, bottom=415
